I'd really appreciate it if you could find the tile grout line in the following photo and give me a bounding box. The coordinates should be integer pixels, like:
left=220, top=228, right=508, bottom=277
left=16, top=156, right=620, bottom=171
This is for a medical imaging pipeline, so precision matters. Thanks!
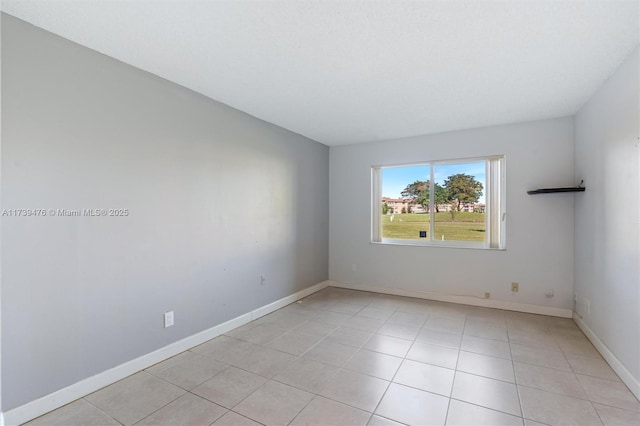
left=443, top=311, right=469, bottom=425
left=507, top=320, right=526, bottom=423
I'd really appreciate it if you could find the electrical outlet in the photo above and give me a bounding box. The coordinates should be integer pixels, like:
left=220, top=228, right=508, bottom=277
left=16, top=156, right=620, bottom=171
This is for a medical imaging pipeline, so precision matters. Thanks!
left=545, top=290, right=554, bottom=298
left=511, top=282, right=519, bottom=292
left=164, top=311, right=174, bottom=328
left=260, top=275, right=266, bottom=286
left=484, top=292, right=490, bottom=299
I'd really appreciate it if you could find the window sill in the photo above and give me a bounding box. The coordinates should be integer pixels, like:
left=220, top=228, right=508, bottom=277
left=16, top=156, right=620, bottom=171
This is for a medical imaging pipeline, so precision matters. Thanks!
left=372, top=239, right=505, bottom=250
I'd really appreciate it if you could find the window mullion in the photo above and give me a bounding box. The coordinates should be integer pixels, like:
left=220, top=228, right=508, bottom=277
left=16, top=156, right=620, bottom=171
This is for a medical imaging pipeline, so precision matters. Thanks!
left=429, top=164, right=435, bottom=241
left=372, top=167, right=382, bottom=242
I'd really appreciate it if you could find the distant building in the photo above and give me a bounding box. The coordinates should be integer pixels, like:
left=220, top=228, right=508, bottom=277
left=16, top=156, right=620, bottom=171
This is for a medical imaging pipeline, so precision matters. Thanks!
left=381, top=197, right=414, bottom=213
left=382, top=197, right=485, bottom=214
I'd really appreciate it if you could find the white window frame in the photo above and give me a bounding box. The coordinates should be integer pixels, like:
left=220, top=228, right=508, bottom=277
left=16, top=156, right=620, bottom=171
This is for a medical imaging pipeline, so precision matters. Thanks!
left=371, top=156, right=506, bottom=250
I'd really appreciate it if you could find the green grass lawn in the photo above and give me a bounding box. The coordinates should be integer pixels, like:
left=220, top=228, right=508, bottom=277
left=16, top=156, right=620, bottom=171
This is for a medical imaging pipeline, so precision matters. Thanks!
left=382, top=212, right=486, bottom=242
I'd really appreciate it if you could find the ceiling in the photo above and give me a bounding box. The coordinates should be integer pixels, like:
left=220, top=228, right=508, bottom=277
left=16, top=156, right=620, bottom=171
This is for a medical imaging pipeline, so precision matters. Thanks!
left=2, top=1, right=638, bottom=146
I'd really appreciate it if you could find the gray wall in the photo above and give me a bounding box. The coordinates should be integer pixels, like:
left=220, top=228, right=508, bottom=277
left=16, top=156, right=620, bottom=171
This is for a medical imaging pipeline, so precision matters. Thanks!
left=574, top=47, right=639, bottom=389
left=1, top=14, right=328, bottom=411
left=330, top=118, right=575, bottom=310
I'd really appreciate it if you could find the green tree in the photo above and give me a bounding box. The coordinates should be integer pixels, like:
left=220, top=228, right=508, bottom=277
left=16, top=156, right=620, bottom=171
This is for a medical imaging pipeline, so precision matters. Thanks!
left=382, top=202, right=389, bottom=215
left=401, top=181, right=428, bottom=212
left=443, top=173, right=483, bottom=211
left=432, top=183, right=448, bottom=213
left=401, top=180, right=448, bottom=213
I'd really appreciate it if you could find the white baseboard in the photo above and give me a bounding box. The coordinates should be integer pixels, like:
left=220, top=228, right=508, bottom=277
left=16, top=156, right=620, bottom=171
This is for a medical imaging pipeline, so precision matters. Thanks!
left=573, top=313, right=640, bottom=400
left=251, top=281, right=328, bottom=320
left=2, top=280, right=329, bottom=426
left=328, top=280, right=573, bottom=318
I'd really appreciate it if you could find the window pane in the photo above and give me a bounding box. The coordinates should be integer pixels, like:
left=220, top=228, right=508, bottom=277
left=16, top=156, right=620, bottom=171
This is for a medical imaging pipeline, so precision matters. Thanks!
left=432, top=161, right=486, bottom=242
left=381, top=165, right=430, bottom=240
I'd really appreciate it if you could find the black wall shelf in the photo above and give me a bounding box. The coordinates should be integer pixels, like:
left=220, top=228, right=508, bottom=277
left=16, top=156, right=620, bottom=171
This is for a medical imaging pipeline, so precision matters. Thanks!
left=527, top=181, right=585, bottom=195
left=527, top=187, right=585, bottom=195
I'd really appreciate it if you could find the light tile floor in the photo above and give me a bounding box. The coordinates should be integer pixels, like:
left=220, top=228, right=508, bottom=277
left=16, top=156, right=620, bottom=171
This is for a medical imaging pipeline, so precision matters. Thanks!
left=25, top=287, right=640, bottom=426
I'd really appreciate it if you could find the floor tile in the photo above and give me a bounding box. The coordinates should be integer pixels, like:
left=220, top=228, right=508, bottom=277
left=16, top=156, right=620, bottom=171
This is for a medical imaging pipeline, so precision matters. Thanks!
left=397, top=300, right=432, bottom=315
left=505, top=314, right=544, bottom=332
left=233, top=345, right=296, bottom=377
left=428, top=308, right=467, bottom=322
left=424, top=315, right=466, bottom=334
left=547, top=321, right=584, bottom=338
left=464, top=322, right=509, bottom=341
left=277, top=304, right=321, bottom=320
left=377, top=322, right=421, bottom=340
left=290, top=396, right=371, bottom=426
left=369, top=297, right=403, bottom=311
left=510, top=343, right=571, bottom=371
left=294, top=320, right=339, bottom=337
left=313, top=311, right=353, bottom=326
left=593, top=402, right=640, bottom=425
left=367, top=415, right=404, bottom=426
left=393, top=359, right=455, bottom=396
left=135, top=393, right=226, bottom=426
left=461, top=335, right=511, bottom=359
left=256, top=311, right=310, bottom=329
left=265, top=330, right=323, bottom=355
left=507, top=330, right=559, bottom=351
left=457, top=351, right=515, bottom=382
left=416, top=328, right=462, bottom=349
left=343, top=315, right=385, bottom=332
left=363, top=334, right=412, bottom=358
left=326, top=327, right=374, bottom=347
left=228, top=323, right=290, bottom=345
left=557, top=337, right=602, bottom=359
left=514, top=362, right=586, bottom=399
left=519, top=385, right=602, bottom=425
left=386, top=311, right=428, bottom=327
left=25, top=399, right=119, bottom=426
left=335, top=292, right=373, bottom=306
left=577, top=375, right=640, bottom=412
left=325, top=301, right=364, bottom=315
left=566, top=354, right=621, bottom=381
left=190, top=336, right=255, bottom=365
left=234, top=381, right=314, bottom=426
left=191, top=367, right=266, bottom=409
left=446, top=399, right=523, bottom=425
left=304, top=339, right=359, bottom=366
left=344, top=349, right=403, bottom=381
left=146, top=351, right=228, bottom=390
left=357, top=306, right=396, bottom=321
left=466, top=315, right=507, bottom=330
left=375, top=383, right=449, bottom=425
left=84, top=372, right=185, bottom=426
left=523, top=420, right=550, bottom=426
left=212, top=411, right=262, bottom=426
left=273, top=357, right=339, bottom=393
left=319, top=369, right=389, bottom=412
left=451, top=371, right=521, bottom=416
left=406, top=341, right=459, bottom=369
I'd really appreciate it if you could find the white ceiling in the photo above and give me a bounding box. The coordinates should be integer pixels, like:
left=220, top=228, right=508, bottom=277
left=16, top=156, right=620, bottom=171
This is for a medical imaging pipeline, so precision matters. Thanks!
left=2, top=1, right=638, bottom=146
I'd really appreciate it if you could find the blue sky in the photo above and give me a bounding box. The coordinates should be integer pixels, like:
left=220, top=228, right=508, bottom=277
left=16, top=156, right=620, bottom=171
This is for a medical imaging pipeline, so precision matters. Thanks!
left=382, top=161, right=486, bottom=202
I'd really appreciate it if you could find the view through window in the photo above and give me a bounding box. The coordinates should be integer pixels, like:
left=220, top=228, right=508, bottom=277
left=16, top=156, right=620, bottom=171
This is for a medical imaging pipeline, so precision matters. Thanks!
left=373, top=157, right=504, bottom=248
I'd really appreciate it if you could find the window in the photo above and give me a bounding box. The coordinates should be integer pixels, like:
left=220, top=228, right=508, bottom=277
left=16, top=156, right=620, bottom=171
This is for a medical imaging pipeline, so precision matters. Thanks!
left=372, top=156, right=505, bottom=249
